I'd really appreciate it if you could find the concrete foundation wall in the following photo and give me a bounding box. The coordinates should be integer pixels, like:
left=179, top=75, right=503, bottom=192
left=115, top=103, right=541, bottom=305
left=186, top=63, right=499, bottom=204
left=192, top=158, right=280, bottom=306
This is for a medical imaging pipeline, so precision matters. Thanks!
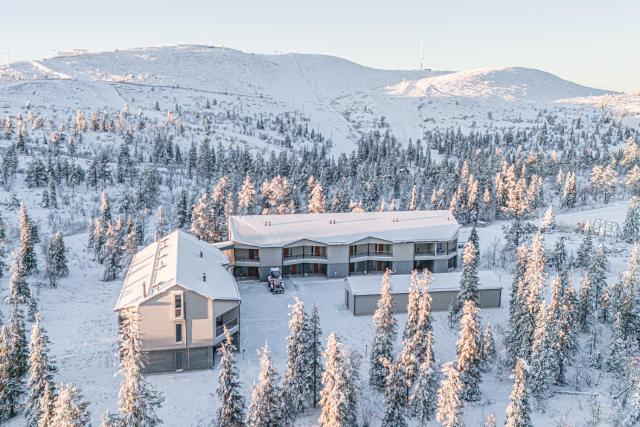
left=328, top=263, right=349, bottom=278
left=143, top=346, right=214, bottom=374
left=432, top=259, right=450, bottom=273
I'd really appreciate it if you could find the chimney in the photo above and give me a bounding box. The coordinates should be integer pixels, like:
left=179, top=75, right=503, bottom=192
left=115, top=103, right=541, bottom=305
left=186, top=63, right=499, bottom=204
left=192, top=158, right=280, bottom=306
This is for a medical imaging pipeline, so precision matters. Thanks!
left=202, top=273, right=207, bottom=282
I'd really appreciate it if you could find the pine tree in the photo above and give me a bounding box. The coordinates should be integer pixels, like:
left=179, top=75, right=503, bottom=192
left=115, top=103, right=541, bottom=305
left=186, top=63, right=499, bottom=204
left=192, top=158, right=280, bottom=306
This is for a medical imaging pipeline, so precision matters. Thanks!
left=246, top=343, right=284, bottom=427
left=116, top=310, right=164, bottom=426
left=504, top=359, right=532, bottom=427
left=318, top=333, right=359, bottom=427
left=479, top=322, right=496, bottom=371
left=191, top=193, right=220, bottom=242
left=589, top=244, right=608, bottom=317
left=614, top=356, right=640, bottom=427
left=402, top=271, right=421, bottom=342
left=0, top=304, right=27, bottom=421
left=577, top=273, right=596, bottom=332
left=100, top=191, right=112, bottom=223
left=381, top=358, right=408, bottom=427
left=50, top=383, right=91, bottom=426
left=307, top=303, right=323, bottom=408
left=527, top=302, right=554, bottom=404
left=307, top=178, right=327, bottom=214
left=238, top=176, right=256, bottom=215
left=408, top=331, right=438, bottom=424
left=25, top=316, right=57, bottom=427
left=548, top=275, right=576, bottom=385
left=103, top=223, right=123, bottom=281
left=47, top=231, right=69, bottom=280
left=282, top=299, right=311, bottom=421
left=6, top=254, right=35, bottom=313
left=607, top=312, right=630, bottom=375
left=217, top=328, right=245, bottom=427
left=623, top=196, right=640, bottom=243
left=436, top=362, right=464, bottom=427
left=19, top=203, right=38, bottom=275
left=540, top=206, right=555, bottom=232
left=369, top=270, right=397, bottom=390
left=173, top=188, right=190, bottom=229
left=455, top=241, right=479, bottom=318
left=575, top=226, right=594, bottom=270
left=37, top=381, right=55, bottom=427
left=456, top=300, right=482, bottom=402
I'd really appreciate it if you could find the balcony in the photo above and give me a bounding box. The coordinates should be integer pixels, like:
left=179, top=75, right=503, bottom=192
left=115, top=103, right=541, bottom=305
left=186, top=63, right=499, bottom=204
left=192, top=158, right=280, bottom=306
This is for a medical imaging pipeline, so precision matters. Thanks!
left=215, top=317, right=239, bottom=338
left=283, top=246, right=327, bottom=263
left=234, top=256, right=260, bottom=265
left=349, top=249, right=393, bottom=262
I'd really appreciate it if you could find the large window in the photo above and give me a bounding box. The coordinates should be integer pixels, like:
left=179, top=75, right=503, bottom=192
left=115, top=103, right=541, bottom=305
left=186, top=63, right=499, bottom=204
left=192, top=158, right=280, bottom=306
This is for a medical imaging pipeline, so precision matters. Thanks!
left=175, top=324, right=183, bottom=343
left=174, top=293, right=183, bottom=319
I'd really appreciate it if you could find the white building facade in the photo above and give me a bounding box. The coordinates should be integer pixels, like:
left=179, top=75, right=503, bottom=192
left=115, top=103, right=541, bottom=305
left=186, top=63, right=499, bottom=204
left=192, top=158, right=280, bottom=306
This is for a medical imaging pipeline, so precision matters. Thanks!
left=227, top=210, right=460, bottom=280
left=115, top=230, right=241, bottom=374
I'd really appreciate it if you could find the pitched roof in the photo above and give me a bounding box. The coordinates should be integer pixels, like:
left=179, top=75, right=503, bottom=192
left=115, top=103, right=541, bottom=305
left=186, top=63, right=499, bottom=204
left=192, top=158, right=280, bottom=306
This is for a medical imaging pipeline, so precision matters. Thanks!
left=114, top=230, right=240, bottom=311
left=229, top=210, right=460, bottom=247
left=345, top=270, right=503, bottom=295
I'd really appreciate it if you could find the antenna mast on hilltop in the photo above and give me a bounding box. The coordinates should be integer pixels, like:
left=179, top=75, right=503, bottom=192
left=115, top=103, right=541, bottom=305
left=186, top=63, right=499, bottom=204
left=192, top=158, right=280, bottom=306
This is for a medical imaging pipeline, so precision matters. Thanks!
left=419, top=40, right=424, bottom=70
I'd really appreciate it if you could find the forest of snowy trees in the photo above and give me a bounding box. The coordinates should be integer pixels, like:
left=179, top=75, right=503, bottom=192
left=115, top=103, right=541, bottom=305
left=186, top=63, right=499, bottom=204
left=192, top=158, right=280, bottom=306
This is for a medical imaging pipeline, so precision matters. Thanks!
left=0, top=91, right=638, bottom=426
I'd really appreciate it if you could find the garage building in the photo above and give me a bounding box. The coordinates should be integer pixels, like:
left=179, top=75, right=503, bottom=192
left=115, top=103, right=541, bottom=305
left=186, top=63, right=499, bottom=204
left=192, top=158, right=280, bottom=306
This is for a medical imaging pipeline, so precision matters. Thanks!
left=345, top=271, right=502, bottom=316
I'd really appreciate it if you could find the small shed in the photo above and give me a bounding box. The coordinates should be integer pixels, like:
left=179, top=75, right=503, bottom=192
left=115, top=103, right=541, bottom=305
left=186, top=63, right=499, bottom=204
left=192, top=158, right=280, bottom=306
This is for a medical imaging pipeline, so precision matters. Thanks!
left=344, top=271, right=502, bottom=316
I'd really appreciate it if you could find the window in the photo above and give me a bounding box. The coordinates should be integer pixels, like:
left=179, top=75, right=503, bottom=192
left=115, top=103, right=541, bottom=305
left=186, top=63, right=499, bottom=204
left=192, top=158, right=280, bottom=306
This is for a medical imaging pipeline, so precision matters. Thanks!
left=175, top=324, right=183, bottom=343
left=215, top=315, right=224, bottom=337
left=174, top=294, right=183, bottom=319
left=175, top=351, right=184, bottom=371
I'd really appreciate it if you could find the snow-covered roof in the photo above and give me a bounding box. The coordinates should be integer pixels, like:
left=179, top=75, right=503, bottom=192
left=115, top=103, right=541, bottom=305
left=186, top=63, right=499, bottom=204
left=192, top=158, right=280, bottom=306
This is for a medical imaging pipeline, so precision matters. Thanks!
left=114, top=230, right=240, bottom=311
left=345, top=271, right=502, bottom=295
left=229, top=210, right=460, bottom=247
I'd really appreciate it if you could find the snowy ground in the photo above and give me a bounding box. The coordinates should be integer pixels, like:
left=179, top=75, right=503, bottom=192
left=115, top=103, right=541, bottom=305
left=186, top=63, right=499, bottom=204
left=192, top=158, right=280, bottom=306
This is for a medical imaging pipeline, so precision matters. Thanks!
left=1, top=198, right=634, bottom=426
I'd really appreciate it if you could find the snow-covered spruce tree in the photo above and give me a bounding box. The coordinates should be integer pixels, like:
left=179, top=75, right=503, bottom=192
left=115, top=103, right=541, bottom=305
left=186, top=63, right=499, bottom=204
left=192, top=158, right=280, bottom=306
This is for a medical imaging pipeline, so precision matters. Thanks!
left=527, top=302, right=554, bottom=404
left=103, top=223, right=123, bottom=281
left=307, top=303, right=323, bottom=408
left=100, top=191, right=112, bottom=224
left=606, top=312, right=630, bottom=375
left=623, top=196, right=640, bottom=243
left=47, top=231, right=69, bottom=280
left=518, top=233, right=546, bottom=362
left=402, top=271, right=421, bottom=342
left=589, top=244, right=608, bottom=318
left=191, top=192, right=220, bottom=243
left=19, top=203, right=38, bottom=275
left=614, top=356, right=640, bottom=427
left=456, top=300, right=482, bottom=402
left=246, top=343, right=284, bottom=427
left=577, top=273, right=596, bottom=333
left=307, top=178, right=327, bottom=214
left=50, top=383, right=91, bottom=426
left=468, top=227, right=480, bottom=267
left=540, top=206, right=555, bottom=232
left=501, top=175, right=534, bottom=250
left=6, top=253, right=35, bottom=314
left=37, top=381, right=55, bottom=427
left=318, top=333, right=359, bottom=427
left=508, top=244, right=529, bottom=332
left=548, top=275, right=577, bottom=385
left=369, top=270, right=398, bottom=390
left=217, top=327, right=245, bottom=427
left=116, top=310, right=164, bottom=427
left=454, top=241, right=480, bottom=319
left=173, top=188, right=190, bottom=229
left=0, top=325, right=21, bottom=421
left=25, top=315, right=57, bottom=427
left=575, top=226, right=594, bottom=270
left=479, top=322, right=496, bottom=371
left=412, top=270, right=434, bottom=367
left=435, top=362, right=464, bottom=427
left=381, top=357, right=408, bottom=427
left=238, top=175, right=256, bottom=215
left=409, top=330, right=438, bottom=424
left=504, top=358, right=532, bottom=427
left=282, top=298, right=311, bottom=422
left=562, top=172, right=577, bottom=209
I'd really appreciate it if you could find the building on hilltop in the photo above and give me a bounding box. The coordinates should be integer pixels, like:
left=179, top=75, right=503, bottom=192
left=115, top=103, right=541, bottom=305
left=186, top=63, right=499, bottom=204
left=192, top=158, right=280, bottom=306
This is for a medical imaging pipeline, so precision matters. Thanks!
left=226, top=210, right=460, bottom=280
left=114, top=230, right=241, bottom=374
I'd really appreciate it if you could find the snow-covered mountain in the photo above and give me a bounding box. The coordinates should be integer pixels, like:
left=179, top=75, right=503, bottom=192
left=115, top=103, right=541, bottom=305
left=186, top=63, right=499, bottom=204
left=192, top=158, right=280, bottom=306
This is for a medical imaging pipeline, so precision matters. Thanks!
left=0, top=45, right=634, bottom=152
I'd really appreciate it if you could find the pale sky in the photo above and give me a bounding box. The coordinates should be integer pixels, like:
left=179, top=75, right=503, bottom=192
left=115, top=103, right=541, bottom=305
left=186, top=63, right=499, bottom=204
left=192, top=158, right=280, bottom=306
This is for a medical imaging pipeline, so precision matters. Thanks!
left=1, top=0, right=638, bottom=93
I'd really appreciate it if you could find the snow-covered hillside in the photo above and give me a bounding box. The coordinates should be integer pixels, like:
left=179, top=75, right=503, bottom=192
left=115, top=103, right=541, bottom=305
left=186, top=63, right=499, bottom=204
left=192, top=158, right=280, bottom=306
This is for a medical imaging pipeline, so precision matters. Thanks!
left=1, top=45, right=634, bottom=152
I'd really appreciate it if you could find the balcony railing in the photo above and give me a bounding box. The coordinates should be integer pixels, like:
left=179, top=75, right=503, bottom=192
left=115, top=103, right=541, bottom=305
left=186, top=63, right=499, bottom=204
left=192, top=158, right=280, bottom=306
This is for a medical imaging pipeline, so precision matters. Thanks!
left=415, top=247, right=457, bottom=256
left=234, top=256, right=260, bottom=263
left=216, top=318, right=239, bottom=337
left=349, top=250, right=393, bottom=260
left=283, top=253, right=327, bottom=261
